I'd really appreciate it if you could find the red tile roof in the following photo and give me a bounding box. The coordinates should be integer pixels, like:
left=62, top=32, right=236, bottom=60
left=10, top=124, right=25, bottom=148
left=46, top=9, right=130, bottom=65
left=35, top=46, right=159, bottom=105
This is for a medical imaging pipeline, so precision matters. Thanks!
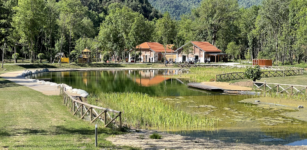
left=136, top=42, right=175, bottom=53
left=191, top=41, right=222, bottom=52
left=134, top=75, right=170, bottom=87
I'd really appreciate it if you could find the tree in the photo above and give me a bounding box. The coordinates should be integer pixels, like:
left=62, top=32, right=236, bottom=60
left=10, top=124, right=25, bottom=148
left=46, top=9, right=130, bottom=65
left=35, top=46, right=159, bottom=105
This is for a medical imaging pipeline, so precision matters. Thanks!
left=12, top=52, right=19, bottom=63
left=12, top=0, right=46, bottom=63
left=37, top=53, right=44, bottom=63
left=244, top=65, right=262, bottom=82
left=226, top=42, right=241, bottom=61
left=98, top=4, right=151, bottom=63
left=193, top=0, right=239, bottom=47
left=154, top=12, right=176, bottom=63
left=57, top=0, right=94, bottom=57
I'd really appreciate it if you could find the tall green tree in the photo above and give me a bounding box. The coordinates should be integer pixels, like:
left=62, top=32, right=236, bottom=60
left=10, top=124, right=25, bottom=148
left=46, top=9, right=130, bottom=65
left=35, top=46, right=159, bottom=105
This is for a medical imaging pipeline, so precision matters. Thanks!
left=12, top=0, right=46, bottom=63
left=154, top=12, right=176, bottom=62
left=192, top=0, right=239, bottom=48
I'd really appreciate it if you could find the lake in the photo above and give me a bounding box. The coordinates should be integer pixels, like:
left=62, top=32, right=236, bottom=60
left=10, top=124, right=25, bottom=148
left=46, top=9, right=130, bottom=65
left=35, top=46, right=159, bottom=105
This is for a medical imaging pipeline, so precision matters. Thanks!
left=31, top=69, right=307, bottom=146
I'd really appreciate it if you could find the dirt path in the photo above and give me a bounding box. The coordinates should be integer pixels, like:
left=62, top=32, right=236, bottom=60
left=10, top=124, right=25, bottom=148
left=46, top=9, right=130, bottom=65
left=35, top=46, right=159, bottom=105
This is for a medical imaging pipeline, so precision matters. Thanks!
left=0, top=70, right=60, bottom=95
left=107, top=130, right=305, bottom=150
left=201, top=82, right=252, bottom=91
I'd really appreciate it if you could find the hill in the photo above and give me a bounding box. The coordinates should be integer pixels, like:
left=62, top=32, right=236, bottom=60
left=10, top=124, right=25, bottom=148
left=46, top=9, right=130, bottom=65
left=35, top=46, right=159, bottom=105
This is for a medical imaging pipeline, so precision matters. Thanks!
left=148, top=0, right=263, bottom=19
left=80, top=0, right=162, bottom=20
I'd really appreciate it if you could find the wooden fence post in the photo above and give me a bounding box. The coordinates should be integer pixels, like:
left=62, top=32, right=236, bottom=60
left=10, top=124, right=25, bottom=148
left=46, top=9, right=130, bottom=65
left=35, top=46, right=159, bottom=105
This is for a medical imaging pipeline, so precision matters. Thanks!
left=73, top=101, right=75, bottom=112
left=291, top=86, right=293, bottom=95
left=104, top=110, right=107, bottom=125
left=119, top=112, right=122, bottom=129
left=90, top=108, right=93, bottom=121
left=277, top=85, right=279, bottom=93
left=264, top=81, right=266, bottom=97
left=215, top=75, right=217, bottom=82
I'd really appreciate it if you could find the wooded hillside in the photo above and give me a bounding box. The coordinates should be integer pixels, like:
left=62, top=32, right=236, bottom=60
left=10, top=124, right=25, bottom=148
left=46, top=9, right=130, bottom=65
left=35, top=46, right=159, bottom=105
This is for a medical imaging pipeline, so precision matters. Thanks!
left=148, top=0, right=262, bottom=19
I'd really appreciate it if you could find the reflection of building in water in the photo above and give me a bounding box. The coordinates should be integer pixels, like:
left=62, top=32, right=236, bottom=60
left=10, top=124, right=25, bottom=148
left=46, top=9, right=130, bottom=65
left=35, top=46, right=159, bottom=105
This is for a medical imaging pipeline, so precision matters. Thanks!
left=134, top=75, right=170, bottom=87
left=127, top=70, right=179, bottom=77
left=82, top=72, right=88, bottom=86
left=162, top=70, right=178, bottom=75
left=61, top=72, right=70, bottom=77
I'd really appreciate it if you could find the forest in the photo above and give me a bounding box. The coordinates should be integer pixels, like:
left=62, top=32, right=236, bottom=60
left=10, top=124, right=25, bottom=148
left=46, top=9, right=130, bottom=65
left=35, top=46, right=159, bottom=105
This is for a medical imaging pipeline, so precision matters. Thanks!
left=1, top=0, right=307, bottom=65
left=148, top=0, right=263, bottom=20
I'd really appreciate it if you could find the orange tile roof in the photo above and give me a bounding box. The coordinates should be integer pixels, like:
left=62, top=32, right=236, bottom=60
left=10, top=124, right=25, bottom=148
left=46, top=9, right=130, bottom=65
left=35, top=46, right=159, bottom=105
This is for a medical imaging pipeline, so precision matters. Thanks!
left=134, top=75, right=170, bottom=87
left=191, top=41, right=222, bottom=52
left=136, top=42, right=175, bottom=53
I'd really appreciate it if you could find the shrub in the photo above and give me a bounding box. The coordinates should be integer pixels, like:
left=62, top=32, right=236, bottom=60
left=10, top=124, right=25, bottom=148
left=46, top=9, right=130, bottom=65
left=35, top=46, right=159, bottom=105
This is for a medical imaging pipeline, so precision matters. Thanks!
left=149, top=133, right=162, bottom=139
left=244, top=65, right=262, bottom=81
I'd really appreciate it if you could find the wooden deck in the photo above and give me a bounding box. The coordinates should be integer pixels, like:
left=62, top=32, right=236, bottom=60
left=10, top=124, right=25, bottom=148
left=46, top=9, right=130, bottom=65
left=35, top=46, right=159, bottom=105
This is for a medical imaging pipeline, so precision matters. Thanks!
left=188, top=82, right=252, bottom=92
left=187, top=83, right=224, bottom=92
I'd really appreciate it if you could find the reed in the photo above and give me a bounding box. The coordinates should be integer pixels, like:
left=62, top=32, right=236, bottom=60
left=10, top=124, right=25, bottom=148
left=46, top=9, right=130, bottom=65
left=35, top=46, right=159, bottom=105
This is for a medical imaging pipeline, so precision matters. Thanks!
left=89, top=92, right=218, bottom=130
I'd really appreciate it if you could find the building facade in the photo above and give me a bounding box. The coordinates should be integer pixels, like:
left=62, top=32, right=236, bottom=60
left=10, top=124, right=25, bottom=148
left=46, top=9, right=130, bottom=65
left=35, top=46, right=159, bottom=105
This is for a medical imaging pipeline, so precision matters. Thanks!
left=128, top=42, right=176, bottom=63
left=175, top=41, right=227, bottom=63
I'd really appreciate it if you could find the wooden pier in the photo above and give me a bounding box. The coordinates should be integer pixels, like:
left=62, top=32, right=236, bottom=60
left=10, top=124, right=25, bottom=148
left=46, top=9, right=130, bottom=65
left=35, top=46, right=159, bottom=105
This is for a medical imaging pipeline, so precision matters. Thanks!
left=188, top=82, right=252, bottom=92
left=188, top=83, right=224, bottom=92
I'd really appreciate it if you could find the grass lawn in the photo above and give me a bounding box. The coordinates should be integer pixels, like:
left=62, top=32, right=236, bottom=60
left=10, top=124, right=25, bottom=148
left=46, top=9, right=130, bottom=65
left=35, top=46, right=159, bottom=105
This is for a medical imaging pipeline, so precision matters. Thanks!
left=0, top=78, right=137, bottom=150
left=173, top=67, right=246, bottom=82
left=230, top=73, right=307, bottom=85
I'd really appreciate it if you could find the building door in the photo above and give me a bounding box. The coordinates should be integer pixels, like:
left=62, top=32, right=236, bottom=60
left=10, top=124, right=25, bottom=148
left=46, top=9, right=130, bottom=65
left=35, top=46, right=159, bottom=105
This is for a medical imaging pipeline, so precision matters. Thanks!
left=182, top=55, right=186, bottom=62
left=195, top=55, right=199, bottom=63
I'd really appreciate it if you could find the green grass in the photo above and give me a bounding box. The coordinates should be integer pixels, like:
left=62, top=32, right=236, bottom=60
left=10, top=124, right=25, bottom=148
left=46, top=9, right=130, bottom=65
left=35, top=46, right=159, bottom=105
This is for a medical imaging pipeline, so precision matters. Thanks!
left=0, top=78, right=138, bottom=149
left=89, top=93, right=218, bottom=130
left=173, top=66, right=246, bottom=82
left=231, top=73, right=307, bottom=85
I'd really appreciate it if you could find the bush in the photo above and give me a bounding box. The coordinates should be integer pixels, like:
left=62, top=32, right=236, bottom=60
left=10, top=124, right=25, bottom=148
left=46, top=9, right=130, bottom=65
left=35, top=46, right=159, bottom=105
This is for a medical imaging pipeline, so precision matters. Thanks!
left=244, top=65, right=262, bottom=81
left=12, top=53, right=19, bottom=59
left=149, top=133, right=162, bottom=139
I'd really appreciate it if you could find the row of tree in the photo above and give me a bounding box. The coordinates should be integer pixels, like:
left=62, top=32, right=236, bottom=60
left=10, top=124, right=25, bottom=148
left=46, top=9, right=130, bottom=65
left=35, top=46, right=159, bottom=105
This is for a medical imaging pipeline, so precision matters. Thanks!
left=1, top=0, right=307, bottom=65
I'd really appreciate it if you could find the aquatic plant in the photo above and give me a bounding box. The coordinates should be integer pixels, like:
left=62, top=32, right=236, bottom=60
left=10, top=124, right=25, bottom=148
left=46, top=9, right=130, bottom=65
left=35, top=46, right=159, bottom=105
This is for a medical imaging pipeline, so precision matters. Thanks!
left=89, top=92, right=218, bottom=130
left=150, top=133, right=162, bottom=139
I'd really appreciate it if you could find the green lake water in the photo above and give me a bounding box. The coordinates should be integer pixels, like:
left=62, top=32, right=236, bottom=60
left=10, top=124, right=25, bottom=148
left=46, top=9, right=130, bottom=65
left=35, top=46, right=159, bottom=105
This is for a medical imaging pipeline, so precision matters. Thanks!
left=32, top=70, right=307, bottom=146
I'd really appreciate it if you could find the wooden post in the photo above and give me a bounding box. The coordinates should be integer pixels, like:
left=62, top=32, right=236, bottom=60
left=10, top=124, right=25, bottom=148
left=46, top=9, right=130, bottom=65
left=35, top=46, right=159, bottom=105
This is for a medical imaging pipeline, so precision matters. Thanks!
left=73, top=101, right=75, bottom=112
left=81, top=104, right=83, bottom=116
left=119, top=112, right=122, bottom=129
left=264, top=81, right=266, bottom=97
left=90, top=108, right=93, bottom=121
left=291, top=86, right=293, bottom=95
left=277, top=85, right=279, bottom=93
left=104, top=110, right=107, bottom=125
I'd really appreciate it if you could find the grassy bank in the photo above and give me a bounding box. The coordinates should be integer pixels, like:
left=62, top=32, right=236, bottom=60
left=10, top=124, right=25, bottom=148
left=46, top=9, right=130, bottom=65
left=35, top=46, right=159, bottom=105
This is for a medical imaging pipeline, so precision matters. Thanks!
left=88, top=93, right=218, bottom=130
left=0, top=62, right=178, bottom=75
left=174, top=67, right=246, bottom=82
left=230, top=73, right=307, bottom=85
left=0, top=78, right=135, bottom=149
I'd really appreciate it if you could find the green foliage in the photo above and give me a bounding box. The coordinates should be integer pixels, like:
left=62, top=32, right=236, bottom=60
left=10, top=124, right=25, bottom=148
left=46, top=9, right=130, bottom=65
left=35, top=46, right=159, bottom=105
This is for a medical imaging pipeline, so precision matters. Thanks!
left=149, top=133, right=162, bottom=139
left=244, top=65, right=262, bottom=81
left=148, top=0, right=262, bottom=20
left=226, top=42, right=241, bottom=60
left=12, top=53, right=19, bottom=59
left=154, top=12, right=176, bottom=48
left=37, top=53, right=45, bottom=59
left=98, top=4, right=153, bottom=57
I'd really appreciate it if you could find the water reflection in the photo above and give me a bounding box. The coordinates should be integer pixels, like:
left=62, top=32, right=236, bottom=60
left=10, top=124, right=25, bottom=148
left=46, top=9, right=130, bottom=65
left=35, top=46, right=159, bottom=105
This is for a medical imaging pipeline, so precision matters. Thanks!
left=33, top=70, right=209, bottom=97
